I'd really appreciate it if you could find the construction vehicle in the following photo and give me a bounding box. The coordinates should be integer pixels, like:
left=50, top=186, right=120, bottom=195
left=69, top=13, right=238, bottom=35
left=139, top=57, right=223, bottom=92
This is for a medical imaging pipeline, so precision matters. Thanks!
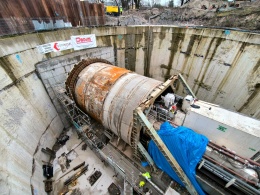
left=104, top=1, right=122, bottom=16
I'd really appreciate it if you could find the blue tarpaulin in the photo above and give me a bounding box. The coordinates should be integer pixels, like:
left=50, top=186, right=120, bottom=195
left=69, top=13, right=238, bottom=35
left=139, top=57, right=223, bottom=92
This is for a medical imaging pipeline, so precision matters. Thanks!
left=148, top=122, right=208, bottom=195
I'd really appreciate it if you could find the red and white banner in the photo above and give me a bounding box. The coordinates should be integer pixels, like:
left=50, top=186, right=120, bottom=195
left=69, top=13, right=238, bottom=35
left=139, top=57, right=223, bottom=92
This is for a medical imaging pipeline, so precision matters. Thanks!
left=37, top=40, right=73, bottom=54
left=70, top=34, right=97, bottom=51
left=37, top=34, right=97, bottom=53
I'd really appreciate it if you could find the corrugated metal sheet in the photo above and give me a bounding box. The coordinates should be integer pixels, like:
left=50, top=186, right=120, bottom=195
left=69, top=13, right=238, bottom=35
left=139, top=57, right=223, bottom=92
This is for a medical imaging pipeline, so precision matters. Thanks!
left=0, top=0, right=105, bottom=36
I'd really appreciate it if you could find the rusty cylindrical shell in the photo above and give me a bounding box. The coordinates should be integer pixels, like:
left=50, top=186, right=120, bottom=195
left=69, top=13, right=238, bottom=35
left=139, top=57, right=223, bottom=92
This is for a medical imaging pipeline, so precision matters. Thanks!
left=66, top=59, right=162, bottom=145
left=75, top=62, right=130, bottom=122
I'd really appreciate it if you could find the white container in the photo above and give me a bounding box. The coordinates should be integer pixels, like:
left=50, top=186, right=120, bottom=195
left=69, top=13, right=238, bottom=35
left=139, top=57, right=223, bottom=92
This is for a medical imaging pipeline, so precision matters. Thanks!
left=162, top=93, right=175, bottom=108
left=182, top=95, right=194, bottom=113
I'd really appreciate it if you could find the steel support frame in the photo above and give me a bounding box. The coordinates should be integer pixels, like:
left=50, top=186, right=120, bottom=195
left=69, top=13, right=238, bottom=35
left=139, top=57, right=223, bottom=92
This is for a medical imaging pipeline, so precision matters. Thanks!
left=137, top=142, right=157, bottom=172
left=131, top=76, right=178, bottom=160
left=139, top=75, right=177, bottom=110
left=54, top=85, right=91, bottom=129
left=132, top=75, right=198, bottom=195
left=178, top=73, right=197, bottom=99
left=135, top=107, right=198, bottom=195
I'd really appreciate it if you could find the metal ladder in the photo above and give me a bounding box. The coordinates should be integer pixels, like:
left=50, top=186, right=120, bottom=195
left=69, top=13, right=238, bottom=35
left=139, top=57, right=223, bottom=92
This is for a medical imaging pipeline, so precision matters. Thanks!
left=134, top=107, right=198, bottom=195
left=137, top=142, right=157, bottom=172
left=131, top=116, right=141, bottom=160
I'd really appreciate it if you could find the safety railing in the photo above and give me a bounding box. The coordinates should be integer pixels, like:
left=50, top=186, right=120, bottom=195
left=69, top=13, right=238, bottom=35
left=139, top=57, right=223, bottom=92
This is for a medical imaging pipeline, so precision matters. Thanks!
left=149, top=105, right=174, bottom=123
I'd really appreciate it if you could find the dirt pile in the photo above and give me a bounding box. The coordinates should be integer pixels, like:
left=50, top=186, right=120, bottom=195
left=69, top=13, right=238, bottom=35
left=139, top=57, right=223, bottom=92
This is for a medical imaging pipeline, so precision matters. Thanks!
left=105, top=0, right=260, bottom=31
left=119, top=14, right=148, bottom=26
left=105, top=9, right=149, bottom=26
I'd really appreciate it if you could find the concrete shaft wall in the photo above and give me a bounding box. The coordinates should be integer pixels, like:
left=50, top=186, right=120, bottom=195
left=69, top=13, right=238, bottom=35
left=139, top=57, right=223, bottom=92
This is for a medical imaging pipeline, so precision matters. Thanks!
left=0, top=26, right=259, bottom=194
left=112, top=26, right=260, bottom=119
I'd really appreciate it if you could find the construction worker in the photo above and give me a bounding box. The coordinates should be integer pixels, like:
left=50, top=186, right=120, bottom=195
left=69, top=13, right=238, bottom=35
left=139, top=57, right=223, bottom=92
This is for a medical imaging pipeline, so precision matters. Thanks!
left=139, top=180, right=145, bottom=192
left=139, top=180, right=145, bottom=188
left=142, top=172, right=151, bottom=179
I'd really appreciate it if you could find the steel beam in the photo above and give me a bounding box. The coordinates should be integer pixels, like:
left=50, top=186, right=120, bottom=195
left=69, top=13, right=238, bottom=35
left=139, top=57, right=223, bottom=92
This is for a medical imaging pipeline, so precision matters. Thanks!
left=135, top=107, right=198, bottom=195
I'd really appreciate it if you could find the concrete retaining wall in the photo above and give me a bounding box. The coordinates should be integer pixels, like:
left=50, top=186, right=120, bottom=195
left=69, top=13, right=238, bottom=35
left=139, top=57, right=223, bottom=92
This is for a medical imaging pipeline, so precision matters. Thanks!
left=146, top=27, right=260, bottom=119
left=0, top=26, right=259, bottom=194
